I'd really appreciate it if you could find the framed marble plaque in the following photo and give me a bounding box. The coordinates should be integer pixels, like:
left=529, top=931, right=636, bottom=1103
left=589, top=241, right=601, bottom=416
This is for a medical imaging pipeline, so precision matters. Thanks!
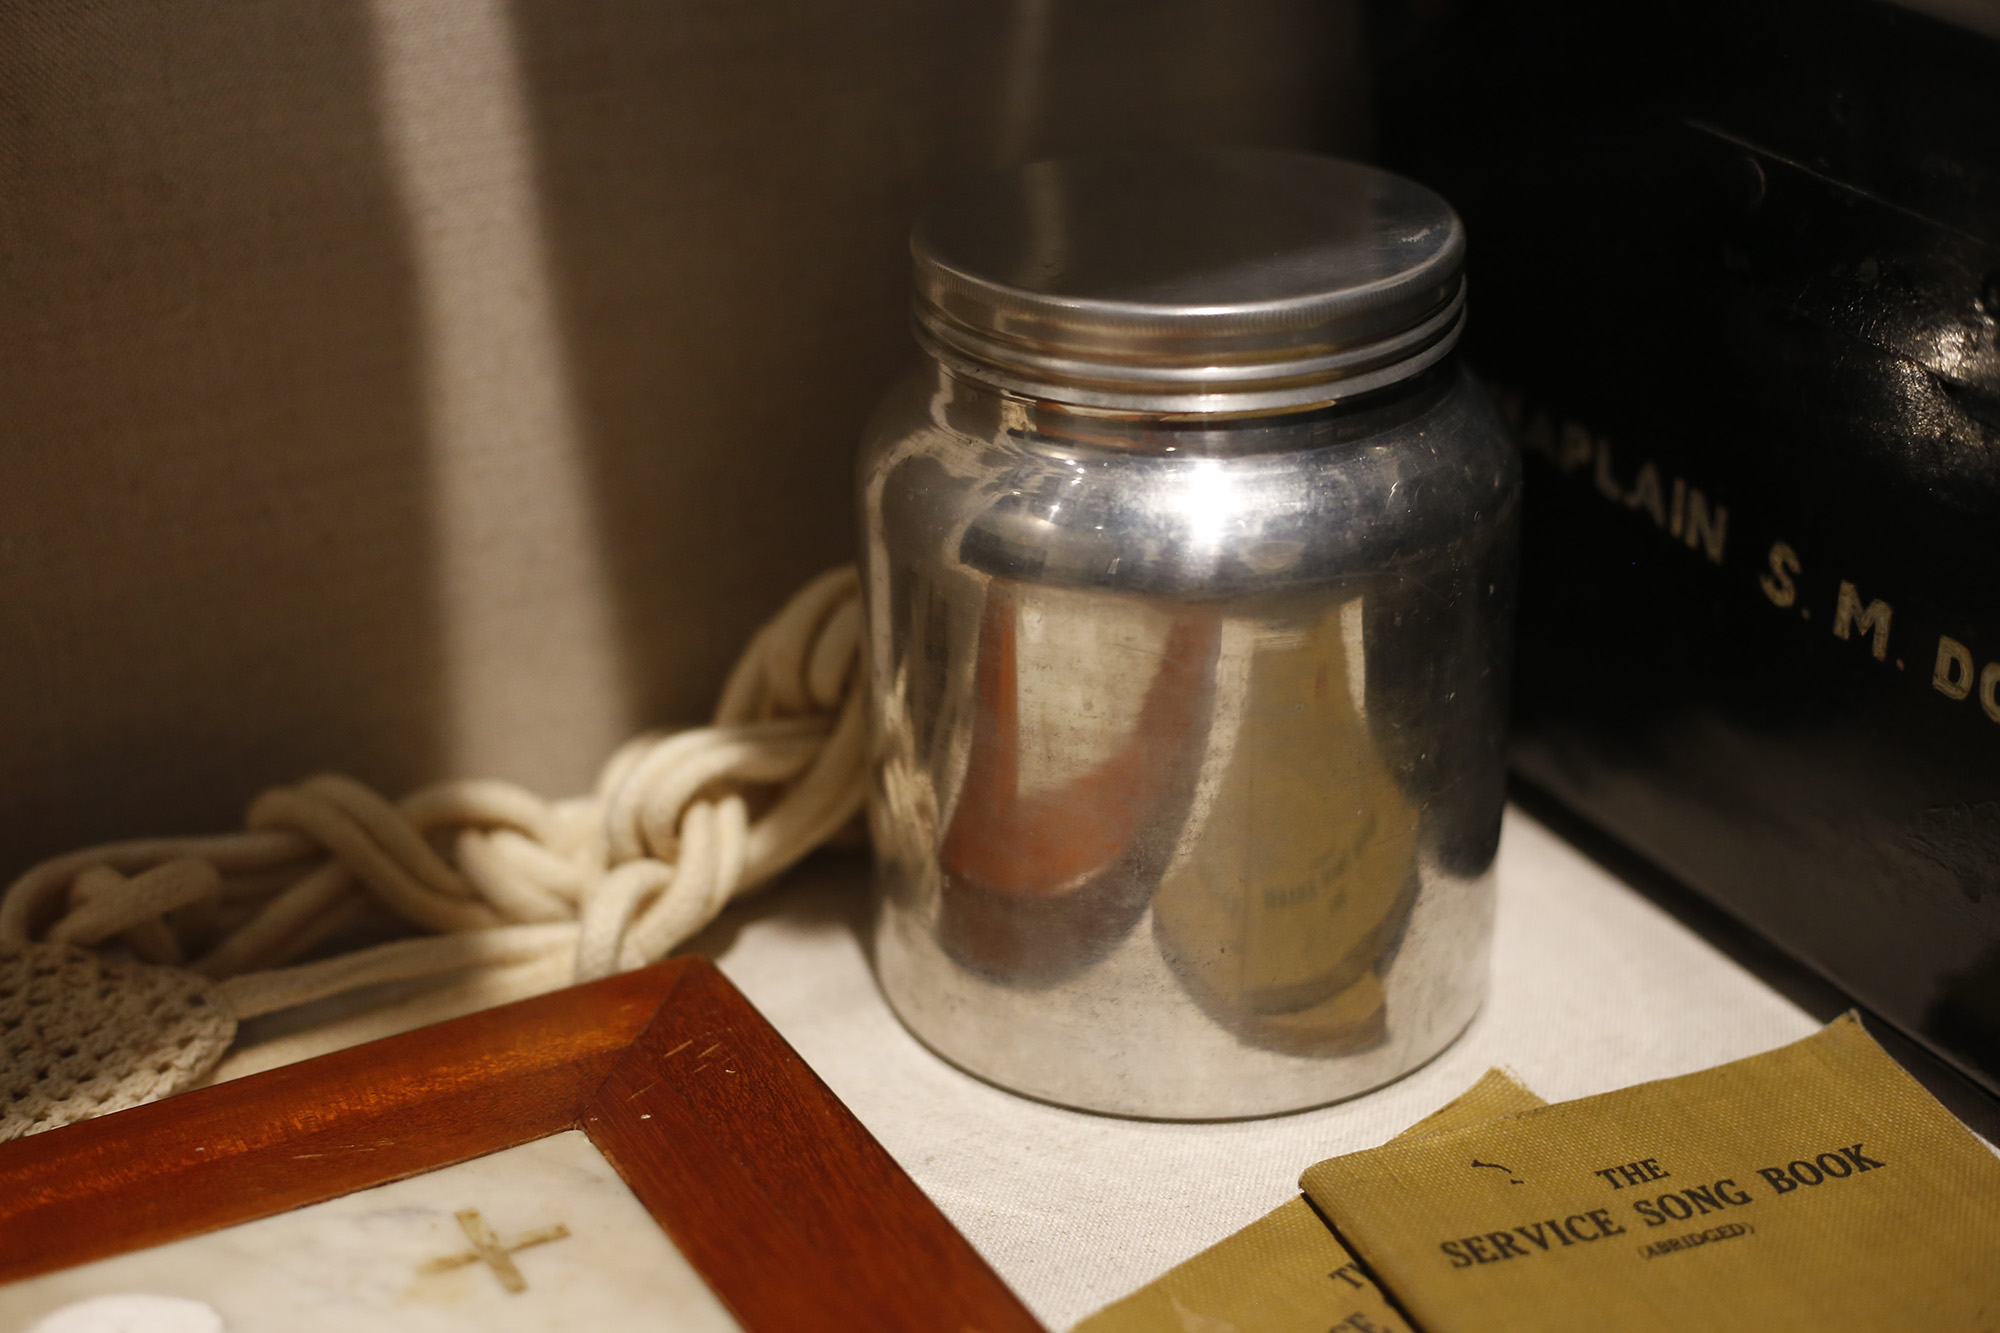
left=0, top=958, right=1042, bottom=1333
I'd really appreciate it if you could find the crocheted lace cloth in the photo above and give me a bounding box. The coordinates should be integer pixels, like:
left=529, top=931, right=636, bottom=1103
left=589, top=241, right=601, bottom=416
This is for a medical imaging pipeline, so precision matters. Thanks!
left=0, top=942, right=235, bottom=1140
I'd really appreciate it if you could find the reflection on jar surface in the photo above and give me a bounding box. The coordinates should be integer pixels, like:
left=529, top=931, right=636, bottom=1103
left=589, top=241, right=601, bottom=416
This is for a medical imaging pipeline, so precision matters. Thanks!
left=860, top=150, right=1519, bottom=1117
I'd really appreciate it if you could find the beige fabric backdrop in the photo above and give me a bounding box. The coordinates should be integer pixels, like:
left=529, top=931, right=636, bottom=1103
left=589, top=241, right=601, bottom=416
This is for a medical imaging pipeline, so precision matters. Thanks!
left=0, top=1, right=1366, bottom=875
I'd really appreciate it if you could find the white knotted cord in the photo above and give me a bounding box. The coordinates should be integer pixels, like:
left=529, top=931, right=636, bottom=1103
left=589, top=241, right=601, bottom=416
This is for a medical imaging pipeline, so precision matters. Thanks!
left=0, top=566, right=865, bottom=1084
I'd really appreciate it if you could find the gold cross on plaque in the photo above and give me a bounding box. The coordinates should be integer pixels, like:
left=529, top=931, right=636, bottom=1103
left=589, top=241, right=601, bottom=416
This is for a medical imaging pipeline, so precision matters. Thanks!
left=419, top=1208, right=572, bottom=1293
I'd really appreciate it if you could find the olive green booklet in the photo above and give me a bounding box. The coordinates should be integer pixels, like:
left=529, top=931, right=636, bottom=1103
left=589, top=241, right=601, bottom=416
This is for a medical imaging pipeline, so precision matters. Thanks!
left=1073, top=1069, right=1545, bottom=1333
left=1303, top=1015, right=2000, bottom=1333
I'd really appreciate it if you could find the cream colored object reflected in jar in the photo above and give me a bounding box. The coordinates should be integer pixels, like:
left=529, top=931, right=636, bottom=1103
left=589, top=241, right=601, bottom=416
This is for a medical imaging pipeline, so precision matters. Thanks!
left=859, top=149, right=1519, bottom=1118
left=1151, top=606, right=1419, bottom=1056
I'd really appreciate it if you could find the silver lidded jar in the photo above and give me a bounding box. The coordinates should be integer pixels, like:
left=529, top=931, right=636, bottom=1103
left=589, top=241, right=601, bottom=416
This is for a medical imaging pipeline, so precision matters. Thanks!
left=858, top=148, right=1518, bottom=1118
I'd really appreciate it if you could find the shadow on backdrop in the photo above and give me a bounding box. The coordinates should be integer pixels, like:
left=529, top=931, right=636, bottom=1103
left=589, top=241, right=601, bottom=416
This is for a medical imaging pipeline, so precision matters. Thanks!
left=0, top=0, right=1369, bottom=879
left=0, top=2, right=443, bottom=873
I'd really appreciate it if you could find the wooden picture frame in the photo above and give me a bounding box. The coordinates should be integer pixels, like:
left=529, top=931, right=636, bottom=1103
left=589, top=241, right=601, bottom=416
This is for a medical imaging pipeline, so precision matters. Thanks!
left=0, top=956, right=1045, bottom=1332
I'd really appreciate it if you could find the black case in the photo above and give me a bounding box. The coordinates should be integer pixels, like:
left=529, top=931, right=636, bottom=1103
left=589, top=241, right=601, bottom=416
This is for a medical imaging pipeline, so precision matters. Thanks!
left=1372, top=0, right=2000, bottom=1093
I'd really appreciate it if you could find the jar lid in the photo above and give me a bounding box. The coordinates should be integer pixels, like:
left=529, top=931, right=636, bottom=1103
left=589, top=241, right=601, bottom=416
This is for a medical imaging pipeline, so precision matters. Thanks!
left=911, top=148, right=1466, bottom=414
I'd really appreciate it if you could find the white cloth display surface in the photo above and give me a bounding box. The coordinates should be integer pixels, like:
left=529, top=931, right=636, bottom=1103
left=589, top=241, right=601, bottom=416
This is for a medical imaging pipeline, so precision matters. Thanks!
left=703, top=806, right=1821, bottom=1332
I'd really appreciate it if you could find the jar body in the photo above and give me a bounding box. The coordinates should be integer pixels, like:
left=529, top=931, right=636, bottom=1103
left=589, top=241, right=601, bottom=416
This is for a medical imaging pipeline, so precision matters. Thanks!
left=859, top=360, right=1519, bottom=1118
